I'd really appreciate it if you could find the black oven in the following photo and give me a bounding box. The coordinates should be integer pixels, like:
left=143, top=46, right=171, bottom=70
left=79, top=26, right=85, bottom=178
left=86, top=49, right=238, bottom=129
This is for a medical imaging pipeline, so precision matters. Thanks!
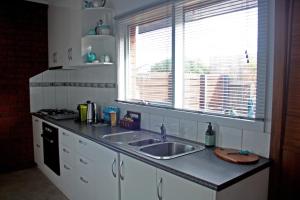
left=42, top=122, right=60, bottom=176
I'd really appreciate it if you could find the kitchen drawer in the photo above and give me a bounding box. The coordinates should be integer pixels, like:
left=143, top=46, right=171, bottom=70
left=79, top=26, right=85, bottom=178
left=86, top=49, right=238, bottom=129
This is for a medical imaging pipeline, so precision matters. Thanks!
left=61, top=162, right=75, bottom=200
left=61, top=145, right=74, bottom=166
left=75, top=135, right=97, bottom=160
left=76, top=155, right=93, bottom=172
left=61, top=129, right=74, bottom=148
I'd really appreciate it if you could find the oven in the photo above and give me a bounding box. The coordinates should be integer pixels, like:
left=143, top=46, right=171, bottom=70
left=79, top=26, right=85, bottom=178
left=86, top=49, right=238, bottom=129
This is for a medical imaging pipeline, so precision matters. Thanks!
left=42, top=122, right=60, bottom=176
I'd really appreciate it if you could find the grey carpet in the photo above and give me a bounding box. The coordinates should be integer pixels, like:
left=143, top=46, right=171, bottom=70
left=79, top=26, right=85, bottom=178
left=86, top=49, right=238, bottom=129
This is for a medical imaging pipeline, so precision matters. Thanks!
left=0, top=167, right=68, bottom=200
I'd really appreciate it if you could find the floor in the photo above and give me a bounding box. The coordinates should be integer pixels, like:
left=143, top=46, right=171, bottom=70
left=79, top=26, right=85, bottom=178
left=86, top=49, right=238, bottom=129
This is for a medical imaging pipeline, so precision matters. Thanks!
left=0, top=167, right=68, bottom=200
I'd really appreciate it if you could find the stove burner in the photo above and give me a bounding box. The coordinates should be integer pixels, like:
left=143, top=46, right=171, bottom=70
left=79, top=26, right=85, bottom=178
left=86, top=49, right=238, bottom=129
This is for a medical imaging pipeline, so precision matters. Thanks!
left=38, top=109, right=77, bottom=120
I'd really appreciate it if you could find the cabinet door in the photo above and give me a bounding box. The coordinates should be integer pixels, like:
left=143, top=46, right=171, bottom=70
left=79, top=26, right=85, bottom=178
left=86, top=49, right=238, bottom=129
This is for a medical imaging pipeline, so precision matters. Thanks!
left=157, top=169, right=214, bottom=200
left=67, top=0, right=82, bottom=66
left=120, top=154, right=157, bottom=200
left=32, top=117, right=43, bottom=167
left=94, top=145, right=119, bottom=200
left=61, top=162, right=75, bottom=200
left=74, top=155, right=96, bottom=200
left=48, top=0, right=70, bottom=68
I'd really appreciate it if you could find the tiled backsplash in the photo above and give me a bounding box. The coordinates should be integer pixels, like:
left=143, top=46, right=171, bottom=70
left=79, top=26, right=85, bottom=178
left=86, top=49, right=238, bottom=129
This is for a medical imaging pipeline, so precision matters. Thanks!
left=29, top=69, right=270, bottom=158
left=115, top=102, right=271, bottom=158
left=29, top=68, right=116, bottom=112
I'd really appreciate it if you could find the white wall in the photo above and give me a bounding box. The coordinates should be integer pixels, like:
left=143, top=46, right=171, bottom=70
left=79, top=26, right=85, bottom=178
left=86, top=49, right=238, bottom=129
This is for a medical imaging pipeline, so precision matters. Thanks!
left=109, top=0, right=163, bottom=16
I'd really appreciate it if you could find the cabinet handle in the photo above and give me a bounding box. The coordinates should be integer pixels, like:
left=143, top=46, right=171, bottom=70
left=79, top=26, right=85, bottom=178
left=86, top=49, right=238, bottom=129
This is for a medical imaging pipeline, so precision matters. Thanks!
left=157, top=177, right=163, bottom=200
left=111, top=158, right=117, bottom=178
left=36, top=144, right=40, bottom=148
left=63, top=148, right=70, bottom=154
left=80, top=158, right=88, bottom=165
left=64, top=164, right=70, bottom=170
left=80, top=176, right=88, bottom=184
left=79, top=140, right=87, bottom=146
left=119, top=160, right=124, bottom=180
left=35, top=119, right=39, bottom=122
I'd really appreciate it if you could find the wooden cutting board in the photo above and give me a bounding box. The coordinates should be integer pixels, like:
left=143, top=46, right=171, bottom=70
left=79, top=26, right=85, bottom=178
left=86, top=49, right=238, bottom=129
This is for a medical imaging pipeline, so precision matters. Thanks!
left=214, top=148, right=259, bottom=164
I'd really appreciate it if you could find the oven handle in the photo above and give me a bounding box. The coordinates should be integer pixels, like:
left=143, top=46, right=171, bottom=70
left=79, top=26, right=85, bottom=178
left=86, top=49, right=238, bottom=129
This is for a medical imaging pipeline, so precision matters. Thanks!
left=41, top=134, right=54, bottom=144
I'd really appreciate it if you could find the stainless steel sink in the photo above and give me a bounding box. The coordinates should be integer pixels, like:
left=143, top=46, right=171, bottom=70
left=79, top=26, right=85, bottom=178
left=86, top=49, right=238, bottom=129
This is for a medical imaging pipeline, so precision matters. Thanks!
left=128, top=138, right=161, bottom=147
left=102, top=131, right=151, bottom=144
left=139, top=142, right=205, bottom=160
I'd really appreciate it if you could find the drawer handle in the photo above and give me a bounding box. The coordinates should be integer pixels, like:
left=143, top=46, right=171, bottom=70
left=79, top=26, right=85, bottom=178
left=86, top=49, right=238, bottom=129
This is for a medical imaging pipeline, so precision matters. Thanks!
left=63, top=148, right=70, bottom=154
left=64, top=164, right=70, bottom=170
left=36, top=144, right=40, bottom=148
left=80, top=158, right=88, bottom=165
left=111, top=158, right=117, bottom=178
left=79, top=140, right=87, bottom=146
left=80, top=176, right=88, bottom=184
left=35, top=119, right=39, bottom=122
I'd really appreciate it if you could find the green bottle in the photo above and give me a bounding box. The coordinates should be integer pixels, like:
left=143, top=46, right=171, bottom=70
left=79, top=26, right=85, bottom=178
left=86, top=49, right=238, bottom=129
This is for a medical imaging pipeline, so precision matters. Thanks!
left=205, top=122, right=215, bottom=147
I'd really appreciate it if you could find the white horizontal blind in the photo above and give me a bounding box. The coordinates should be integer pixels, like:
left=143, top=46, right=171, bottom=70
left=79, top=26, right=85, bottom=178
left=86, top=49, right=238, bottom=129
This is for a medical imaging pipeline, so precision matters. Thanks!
left=122, top=5, right=173, bottom=106
left=175, top=0, right=268, bottom=119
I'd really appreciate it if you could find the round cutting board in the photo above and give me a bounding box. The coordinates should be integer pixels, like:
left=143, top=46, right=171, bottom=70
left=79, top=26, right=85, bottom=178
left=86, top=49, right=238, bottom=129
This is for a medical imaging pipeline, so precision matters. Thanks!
left=214, top=148, right=259, bottom=164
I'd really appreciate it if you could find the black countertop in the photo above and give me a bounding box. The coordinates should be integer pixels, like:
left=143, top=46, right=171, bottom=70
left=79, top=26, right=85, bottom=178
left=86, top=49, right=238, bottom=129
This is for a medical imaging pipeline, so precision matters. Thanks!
left=33, top=113, right=271, bottom=191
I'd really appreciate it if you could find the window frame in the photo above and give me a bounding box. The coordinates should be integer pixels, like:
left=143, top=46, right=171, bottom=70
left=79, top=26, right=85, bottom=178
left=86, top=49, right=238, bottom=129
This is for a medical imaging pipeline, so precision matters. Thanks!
left=117, top=0, right=269, bottom=122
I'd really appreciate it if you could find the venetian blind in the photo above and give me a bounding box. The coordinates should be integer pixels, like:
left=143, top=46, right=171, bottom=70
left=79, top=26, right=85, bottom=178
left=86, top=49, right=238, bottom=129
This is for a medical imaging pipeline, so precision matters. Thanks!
left=122, top=4, right=174, bottom=106
left=175, top=0, right=268, bottom=119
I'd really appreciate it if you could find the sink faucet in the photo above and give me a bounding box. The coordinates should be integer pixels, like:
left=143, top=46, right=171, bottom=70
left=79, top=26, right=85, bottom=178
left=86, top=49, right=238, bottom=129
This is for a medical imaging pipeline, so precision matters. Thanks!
left=160, top=123, right=167, bottom=142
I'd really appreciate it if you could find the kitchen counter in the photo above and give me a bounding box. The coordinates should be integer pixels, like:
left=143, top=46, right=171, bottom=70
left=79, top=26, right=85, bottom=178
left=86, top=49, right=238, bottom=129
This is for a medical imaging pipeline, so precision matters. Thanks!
left=32, top=113, right=271, bottom=191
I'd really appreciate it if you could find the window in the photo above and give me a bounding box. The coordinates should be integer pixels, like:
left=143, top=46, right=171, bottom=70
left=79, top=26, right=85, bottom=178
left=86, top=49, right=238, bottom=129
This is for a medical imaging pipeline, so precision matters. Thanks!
left=117, top=0, right=269, bottom=120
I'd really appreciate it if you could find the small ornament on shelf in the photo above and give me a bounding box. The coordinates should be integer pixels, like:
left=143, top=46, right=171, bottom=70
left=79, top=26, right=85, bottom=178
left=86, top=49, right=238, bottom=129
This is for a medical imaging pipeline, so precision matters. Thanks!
left=83, top=0, right=107, bottom=8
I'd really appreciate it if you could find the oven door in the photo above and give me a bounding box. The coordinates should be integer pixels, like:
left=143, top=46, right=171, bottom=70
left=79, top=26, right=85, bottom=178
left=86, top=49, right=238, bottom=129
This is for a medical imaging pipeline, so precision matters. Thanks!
left=42, top=122, right=60, bottom=176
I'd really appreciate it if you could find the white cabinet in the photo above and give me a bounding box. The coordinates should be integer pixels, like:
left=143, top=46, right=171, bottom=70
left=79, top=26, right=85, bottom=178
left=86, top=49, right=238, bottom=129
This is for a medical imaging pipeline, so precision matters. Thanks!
left=120, top=154, right=157, bottom=200
left=157, top=169, right=214, bottom=200
left=48, top=0, right=115, bottom=68
left=60, top=129, right=76, bottom=200
left=94, top=144, right=119, bottom=200
left=32, top=116, right=43, bottom=168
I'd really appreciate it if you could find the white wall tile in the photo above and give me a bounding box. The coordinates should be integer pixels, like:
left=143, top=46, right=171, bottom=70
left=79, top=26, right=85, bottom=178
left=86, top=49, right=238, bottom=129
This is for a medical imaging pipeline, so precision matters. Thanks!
left=42, top=87, right=56, bottom=109
left=218, top=126, right=242, bottom=150
left=242, top=130, right=270, bottom=158
left=179, top=120, right=198, bottom=141
left=30, top=87, right=43, bottom=112
left=55, top=87, right=68, bottom=109
left=42, top=70, right=55, bottom=82
left=197, top=122, right=208, bottom=144
left=29, top=72, right=43, bottom=83
left=150, top=114, right=164, bottom=133
left=55, top=70, right=69, bottom=82
left=164, top=117, right=180, bottom=136
left=141, top=112, right=150, bottom=130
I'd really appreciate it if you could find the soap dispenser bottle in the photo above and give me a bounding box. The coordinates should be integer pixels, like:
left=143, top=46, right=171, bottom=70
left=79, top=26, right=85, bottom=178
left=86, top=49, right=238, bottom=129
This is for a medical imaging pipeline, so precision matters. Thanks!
left=205, top=122, right=215, bottom=147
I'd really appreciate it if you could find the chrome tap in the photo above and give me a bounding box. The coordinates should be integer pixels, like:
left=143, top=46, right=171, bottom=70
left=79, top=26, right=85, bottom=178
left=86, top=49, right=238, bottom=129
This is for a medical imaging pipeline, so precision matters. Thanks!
left=160, top=123, right=167, bottom=142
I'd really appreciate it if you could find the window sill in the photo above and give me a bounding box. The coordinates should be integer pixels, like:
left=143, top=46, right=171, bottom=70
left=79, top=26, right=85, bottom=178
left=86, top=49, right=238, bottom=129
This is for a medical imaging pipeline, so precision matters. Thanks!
left=115, top=100, right=265, bottom=133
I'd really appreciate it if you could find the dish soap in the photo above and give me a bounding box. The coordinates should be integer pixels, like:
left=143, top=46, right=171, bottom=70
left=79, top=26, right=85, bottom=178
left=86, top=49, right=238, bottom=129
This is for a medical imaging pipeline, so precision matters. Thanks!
left=205, top=122, right=215, bottom=147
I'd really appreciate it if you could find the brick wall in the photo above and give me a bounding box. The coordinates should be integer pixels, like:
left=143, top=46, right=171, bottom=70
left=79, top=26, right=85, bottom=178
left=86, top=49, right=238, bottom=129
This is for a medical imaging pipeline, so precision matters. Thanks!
left=0, top=1, right=48, bottom=172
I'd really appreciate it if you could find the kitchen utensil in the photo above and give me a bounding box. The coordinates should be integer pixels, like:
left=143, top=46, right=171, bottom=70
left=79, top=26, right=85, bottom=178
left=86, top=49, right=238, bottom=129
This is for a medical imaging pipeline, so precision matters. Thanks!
left=86, top=101, right=98, bottom=124
left=77, top=104, right=88, bottom=122
left=214, top=148, right=259, bottom=164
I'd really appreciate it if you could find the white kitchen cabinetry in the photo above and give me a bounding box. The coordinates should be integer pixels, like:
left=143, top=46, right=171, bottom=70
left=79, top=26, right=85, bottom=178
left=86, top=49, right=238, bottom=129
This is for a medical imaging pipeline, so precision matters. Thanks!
left=94, top=144, right=119, bottom=200
left=32, top=116, right=43, bottom=168
left=60, top=129, right=76, bottom=200
left=48, top=0, right=115, bottom=68
left=48, top=0, right=70, bottom=68
left=157, top=169, right=214, bottom=200
left=74, top=135, right=97, bottom=200
left=120, top=154, right=157, bottom=200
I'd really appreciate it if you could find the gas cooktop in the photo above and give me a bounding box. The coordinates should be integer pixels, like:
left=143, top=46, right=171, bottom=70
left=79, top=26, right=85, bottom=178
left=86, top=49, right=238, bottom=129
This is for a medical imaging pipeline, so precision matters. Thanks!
left=38, top=109, right=77, bottom=120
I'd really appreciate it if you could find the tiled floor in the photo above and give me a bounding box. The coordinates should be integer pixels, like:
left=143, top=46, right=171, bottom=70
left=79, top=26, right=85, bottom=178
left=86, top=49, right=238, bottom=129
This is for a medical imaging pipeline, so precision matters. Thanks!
left=0, top=167, right=68, bottom=200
